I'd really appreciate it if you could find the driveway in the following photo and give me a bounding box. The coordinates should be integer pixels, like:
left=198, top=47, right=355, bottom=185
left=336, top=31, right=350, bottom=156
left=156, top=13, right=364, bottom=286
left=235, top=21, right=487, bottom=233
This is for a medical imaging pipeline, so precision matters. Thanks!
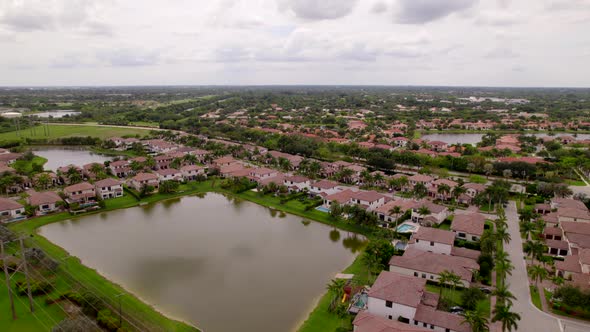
left=504, top=201, right=590, bottom=332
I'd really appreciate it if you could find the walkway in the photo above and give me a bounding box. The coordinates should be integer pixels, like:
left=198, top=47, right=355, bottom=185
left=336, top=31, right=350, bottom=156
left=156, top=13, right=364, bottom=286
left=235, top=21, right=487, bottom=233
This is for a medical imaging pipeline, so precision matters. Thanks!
left=504, top=201, right=590, bottom=332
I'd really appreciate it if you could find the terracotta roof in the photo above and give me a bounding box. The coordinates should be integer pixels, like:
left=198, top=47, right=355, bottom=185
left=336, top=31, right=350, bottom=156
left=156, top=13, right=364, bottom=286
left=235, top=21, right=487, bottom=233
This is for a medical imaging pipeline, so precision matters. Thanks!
left=284, top=175, right=309, bottom=183
left=352, top=311, right=430, bottom=332
left=432, top=179, right=458, bottom=187
left=556, top=255, right=582, bottom=273
left=132, top=172, right=159, bottom=181
left=324, top=189, right=356, bottom=204
left=552, top=198, right=588, bottom=211
left=258, top=174, right=286, bottom=186
left=64, top=182, right=94, bottom=193
left=565, top=233, right=590, bottom=249
left=375, top=200, right=417, bottom=215
left=414, top=200, right=447, bottom=214
left=451, top=213, right=486, bottom=236
left=463, top=183, right=486, bottom=191
left=352, top=190, right=386, bottom=202
left=558, top=207, right=590, bottom=220
left=543, top=226, right=563, bottom=237
left=389, top=248, right=478, bottom=283
left=156, top=168, right=181, bottom=176
left=541, top=212, right=559, bottom=224
left=180, top=165, right=204, bottom=172
left=408, top=174, right=434, bottom=183
left=450, top=247, right=481, bottom=260
left=412, top=227, right=455, bottom=245
left=561, top=221, right=590, bottom=236
left=580, top=249, right=590, bottom=265
left=0, top=197, right=23, bottom=211
left=94, top=178, right=121, bottom=188
left=28, top=191, right=62, bottom=206
left=414, top=304, right=470, bottom=332
left=368, top=271, right=426, bottom=308
left=312, top=180, right=339, bottom=189
left=545, top=239, right=569, bottom=250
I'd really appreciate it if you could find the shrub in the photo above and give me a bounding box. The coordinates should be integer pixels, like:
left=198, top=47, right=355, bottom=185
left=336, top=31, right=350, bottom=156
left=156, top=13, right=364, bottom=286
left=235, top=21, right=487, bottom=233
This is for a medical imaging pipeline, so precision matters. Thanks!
left=97, top=309, right=120, bottom=331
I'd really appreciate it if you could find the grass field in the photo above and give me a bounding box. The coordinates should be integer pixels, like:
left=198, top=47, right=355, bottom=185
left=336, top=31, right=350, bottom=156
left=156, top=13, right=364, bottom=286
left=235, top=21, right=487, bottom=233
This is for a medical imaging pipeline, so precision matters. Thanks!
left=11, top=156, right=48, bottom=174
left=425, top=284, right=491, bottom=317
left=0, top=124, right=154, bottom=141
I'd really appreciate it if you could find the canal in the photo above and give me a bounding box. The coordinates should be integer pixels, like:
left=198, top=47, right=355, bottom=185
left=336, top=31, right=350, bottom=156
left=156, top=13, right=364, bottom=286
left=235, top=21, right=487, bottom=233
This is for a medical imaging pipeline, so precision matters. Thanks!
left=39, top=193, right=363, bottom=332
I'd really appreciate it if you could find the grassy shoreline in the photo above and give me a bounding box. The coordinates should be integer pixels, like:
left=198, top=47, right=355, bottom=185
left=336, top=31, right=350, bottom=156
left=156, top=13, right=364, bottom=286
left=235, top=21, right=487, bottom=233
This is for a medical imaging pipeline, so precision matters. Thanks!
left=7, top=179, right=368, bottom=332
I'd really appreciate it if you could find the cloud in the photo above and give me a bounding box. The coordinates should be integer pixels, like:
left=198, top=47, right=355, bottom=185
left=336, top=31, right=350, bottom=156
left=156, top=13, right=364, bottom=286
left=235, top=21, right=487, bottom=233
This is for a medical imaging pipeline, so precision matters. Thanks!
left=371, top=1, right=388, bottom=14
left=394, top=0, right=479, bottom=24
left=278, top=0, right=359, bottom=20
left=484, top=47, right=519, bottom=59
left=475, top=11, right=521, bottom=26
left=96, top=49, right=161, bottom=67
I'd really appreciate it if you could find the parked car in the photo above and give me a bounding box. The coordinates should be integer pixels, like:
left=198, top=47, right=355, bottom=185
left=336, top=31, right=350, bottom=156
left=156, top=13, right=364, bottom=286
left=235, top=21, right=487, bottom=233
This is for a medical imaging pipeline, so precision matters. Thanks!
left=479, top=287, right=492, bottom=294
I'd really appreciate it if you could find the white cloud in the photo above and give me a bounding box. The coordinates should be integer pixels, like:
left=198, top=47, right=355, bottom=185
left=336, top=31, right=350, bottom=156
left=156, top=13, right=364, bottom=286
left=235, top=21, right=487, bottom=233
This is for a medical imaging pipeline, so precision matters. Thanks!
left=393, top=0, right=479, bottom=24
left=278, top=0, right=359, bottom=20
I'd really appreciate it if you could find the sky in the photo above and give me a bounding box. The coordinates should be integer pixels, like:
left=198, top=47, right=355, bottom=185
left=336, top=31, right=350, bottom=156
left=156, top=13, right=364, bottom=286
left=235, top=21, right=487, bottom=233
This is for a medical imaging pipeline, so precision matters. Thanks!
left=0, top=0, right=589, bottom=87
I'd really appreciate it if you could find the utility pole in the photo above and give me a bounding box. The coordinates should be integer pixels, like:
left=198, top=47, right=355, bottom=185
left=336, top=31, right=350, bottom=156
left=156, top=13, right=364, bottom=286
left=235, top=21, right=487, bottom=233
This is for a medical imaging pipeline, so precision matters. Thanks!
left=1, top=241, right=17, bottom=320
left=19, top=239, right=34, bottom=313
left=116, top=293, right=125, bottom=328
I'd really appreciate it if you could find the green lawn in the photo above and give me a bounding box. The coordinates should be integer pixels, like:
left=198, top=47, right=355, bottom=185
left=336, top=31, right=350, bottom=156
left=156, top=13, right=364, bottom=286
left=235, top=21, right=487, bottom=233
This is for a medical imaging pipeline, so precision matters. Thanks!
left=469, top=175, right=487, bottom=184
left=0, top=124, right=153, bottom=141
left=128, top=121, right=160, bottom=128
left=530, top=285, right=542, bottom=310
left=298, top=256, right=369, bottom=332
left=10, top=156, right=48, bottom=174
left=565, top=179, right=586, bottom=186
left=425, top=284, right=491, bottom=317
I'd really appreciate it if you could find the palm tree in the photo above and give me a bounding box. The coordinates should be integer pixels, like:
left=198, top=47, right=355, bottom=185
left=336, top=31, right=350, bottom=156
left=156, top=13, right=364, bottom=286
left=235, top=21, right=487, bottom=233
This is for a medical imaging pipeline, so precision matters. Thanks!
left=417, top=205, right=431, bottom=219
left=326, top=278, right=346, bottom=312
left=413, top=182, right=428, bottom=199
left=492, top=304, right=521, bottom=332
left=483, top=163, right=494, bottom=178
left=360, top=170, right=373, bottom=187
left=452, top=185, right=466, bottom=207
left=183, top=154, right=198, bottom=165
left=495, top=259, right=515, bottom=284
left=437, top=270, right=451, bottom=297
left=528, top=265, right=548, bottom=288
left=492, top=284, right=516, bottom=306
left=336, top=168, right=354, bottom=184
left=496, top=225, right=511, bottom=244
left=462, top=310, right=490, bottom=332
left=437, top=183, right=451, bottom=201
left=35, top=173, right=51, bottom=190
left=373, top=172, right=385, bottom=187
left=388, top=206, right=402, bottom=232
left=523, top=240, right=546, bottom=264
left=520, top=221, right=535, bottom=240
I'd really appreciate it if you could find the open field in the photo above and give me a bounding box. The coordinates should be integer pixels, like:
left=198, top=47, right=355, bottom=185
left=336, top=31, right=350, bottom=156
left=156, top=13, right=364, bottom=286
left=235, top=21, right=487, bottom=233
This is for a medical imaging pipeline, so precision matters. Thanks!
left=10, top=156, right=48, bottom=174
left=0, top=124, right=153, bottom=141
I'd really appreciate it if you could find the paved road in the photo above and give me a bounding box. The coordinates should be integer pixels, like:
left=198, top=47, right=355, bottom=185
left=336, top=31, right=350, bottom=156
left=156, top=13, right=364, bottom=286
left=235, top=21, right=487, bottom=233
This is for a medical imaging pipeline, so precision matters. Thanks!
left=504, top=201, right=589, bottom=332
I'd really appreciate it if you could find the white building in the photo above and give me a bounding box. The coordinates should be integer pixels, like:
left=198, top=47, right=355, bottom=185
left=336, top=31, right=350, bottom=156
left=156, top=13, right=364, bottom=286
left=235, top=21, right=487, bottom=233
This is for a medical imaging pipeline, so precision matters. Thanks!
left=408, top=227, right=455, bottom=255
left=94, top=178, right=124, bottom=200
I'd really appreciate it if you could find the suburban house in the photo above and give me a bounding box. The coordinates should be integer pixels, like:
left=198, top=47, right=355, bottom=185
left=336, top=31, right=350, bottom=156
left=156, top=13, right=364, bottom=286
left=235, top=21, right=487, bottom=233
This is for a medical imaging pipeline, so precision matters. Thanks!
left=429, top=179, right=458, bottom=200
left=94, top=178, right=124, bottom=199
left=555, top=249, right=590, bottom=289
left=427, top=141, right=448, bottom=152
left=375, top=200, right=417, bottom=223
left=129, top=173, right=160, bottom=191
left=408, top=227, right=455, bottom=255
left=349, top=191, right=388, bottom=211
left=323, top=189, right=356, bottom=208
left=543, top=222, right=590, bottom=258
left=389, top=247, right=479, bottom=287
left=64, top=182, right=96, bottom=203
left=407, top=174, right=433, bottom=189
left=143, top=139, right=178, bottom=154
left=27, top=191, right=63, bottom=215
left=557, top=207, right=590, bottom=223
left=352, top=311, right=429, bottom=332
left=366, top=271, right=469, bottom=332
left=461, top=183, right=486, bottom=204
left=283, top=175, right=311, bottom=192
left=309, top=180, right=341, bottom=196
left=154, top=155, right=174, bottom=170
left=248, top=167, right=278, bottom=181
left=451, top=213, right=486, bottom=242
left=0, top=152, right=22, bottom=164
left=109, top=160, right=131, bottom=178
left=391, top=137, right=408, bottom=148
left=410, top=200, right=449, bottom=226
left=180, top=165, right=206, bottom=181
left=155, top=168, right=182, bottom=182
left=0, top=198, right=25, bottom=222
left=212, top=156, right=237, bottom=168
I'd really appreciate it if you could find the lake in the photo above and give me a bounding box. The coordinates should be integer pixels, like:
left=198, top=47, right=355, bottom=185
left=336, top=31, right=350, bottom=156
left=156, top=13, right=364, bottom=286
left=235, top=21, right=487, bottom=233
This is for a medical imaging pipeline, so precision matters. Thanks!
left=39, top=193, right=362, bottom=332
left=33, top=146, right=112, bottom=171
left=32, top=110, right=81, bottom=118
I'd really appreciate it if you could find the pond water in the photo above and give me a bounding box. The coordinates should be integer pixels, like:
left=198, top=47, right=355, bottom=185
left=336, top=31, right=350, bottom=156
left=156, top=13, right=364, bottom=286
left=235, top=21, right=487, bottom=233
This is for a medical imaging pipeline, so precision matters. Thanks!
left=32, top=110, right=81, bottom=118
left=39, top=193, right=363, bottom=332
left=32, top=146, right=112, bottom=171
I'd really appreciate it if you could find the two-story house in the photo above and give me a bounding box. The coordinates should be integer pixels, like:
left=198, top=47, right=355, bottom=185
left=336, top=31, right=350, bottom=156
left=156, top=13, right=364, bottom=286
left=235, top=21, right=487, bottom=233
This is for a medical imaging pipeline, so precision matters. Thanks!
left=94, top=178, right=124, bottom=199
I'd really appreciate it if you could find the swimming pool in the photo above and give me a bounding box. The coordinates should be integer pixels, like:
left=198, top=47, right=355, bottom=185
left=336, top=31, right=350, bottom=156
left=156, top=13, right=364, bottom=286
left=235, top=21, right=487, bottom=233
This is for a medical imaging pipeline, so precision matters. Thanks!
left=316, top=206, right=330, bottom=213
left=396, top=223, right=417, bottom=233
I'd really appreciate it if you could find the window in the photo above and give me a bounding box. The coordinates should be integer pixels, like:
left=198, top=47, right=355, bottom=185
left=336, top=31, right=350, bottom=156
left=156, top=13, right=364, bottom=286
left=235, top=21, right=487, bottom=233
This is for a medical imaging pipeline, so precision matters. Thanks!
left=414, top=272, right=418, bottom=277
left=430, top=325, right=434, bottom=329
left=458, top=233, right=465, bottom=238
left=422, top=273, right=426, bottom=278
left=423, top=323, right=427, bottom=327
left=430, top=275, right=434, bottom=280
left=430, top=241, right=434, bottom=246
left=446, top=329, right=450, bottom=332
left=472, top=236, right=478, bottom=241
left=388, top=315, right=392, bottom=320
left=414, top=321, right=418, bottom=325
left=416, top=239, right=420, bottom=243
left=385, top=301, right=393, bottom=308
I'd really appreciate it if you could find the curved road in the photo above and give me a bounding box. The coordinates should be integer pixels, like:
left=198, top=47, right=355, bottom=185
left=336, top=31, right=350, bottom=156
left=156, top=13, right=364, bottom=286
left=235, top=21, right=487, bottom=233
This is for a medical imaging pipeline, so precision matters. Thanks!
left=504, top=201, right=590, bottom=332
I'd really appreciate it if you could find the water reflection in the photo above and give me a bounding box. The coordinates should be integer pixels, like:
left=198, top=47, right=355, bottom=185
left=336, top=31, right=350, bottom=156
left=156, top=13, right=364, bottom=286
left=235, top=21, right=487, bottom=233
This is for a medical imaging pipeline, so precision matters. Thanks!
left=39, top=193, right=362, bottom=332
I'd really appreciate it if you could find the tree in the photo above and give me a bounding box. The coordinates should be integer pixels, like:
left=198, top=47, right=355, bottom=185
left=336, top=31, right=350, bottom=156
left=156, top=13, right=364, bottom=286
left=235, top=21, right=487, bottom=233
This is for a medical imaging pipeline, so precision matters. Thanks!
left=437, top=183, right=451, bottom=201
left=484, top=163, right=494, bottom=178
left=36, top=173, right=51, bottom=190
left=520, top=221, right=535, bottom=240
left=467, top=163, right=476, bottom=174
left=496, top=225, right=511, bottom=244
left=528, top=265, right=548, bottom=288
left=503, top=169, right=512, bottom=179
left=417, top=205, right=431, bottom=217
left=329, top=201, right=343, bottom=219
left=492, top=304, right=521, bottom=332
left=523, top=240, right=545, bottom=264
left=413, top=182, right=428, bottom=199
left=159, top=181, right=179, bottom=194
left=461, top=287, right=486, bottom=311
left=388, top=205, right=402, bottom=233
left=452, top=185, right=466, bottom=206
left=326, top=278, right=347, bottom=312
left=495, top=252, right=514, bottom=281
left=492, top=284, right=516, bottom=306
left=462, top=310, right=490, bottom=332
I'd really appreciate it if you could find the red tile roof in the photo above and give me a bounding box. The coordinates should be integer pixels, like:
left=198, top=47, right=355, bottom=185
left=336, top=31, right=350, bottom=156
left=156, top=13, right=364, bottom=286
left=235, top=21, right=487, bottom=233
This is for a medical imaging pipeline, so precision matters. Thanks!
left=368, top=271, right=426, bottom=308
left=412, top=227, right=455, bottom=245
